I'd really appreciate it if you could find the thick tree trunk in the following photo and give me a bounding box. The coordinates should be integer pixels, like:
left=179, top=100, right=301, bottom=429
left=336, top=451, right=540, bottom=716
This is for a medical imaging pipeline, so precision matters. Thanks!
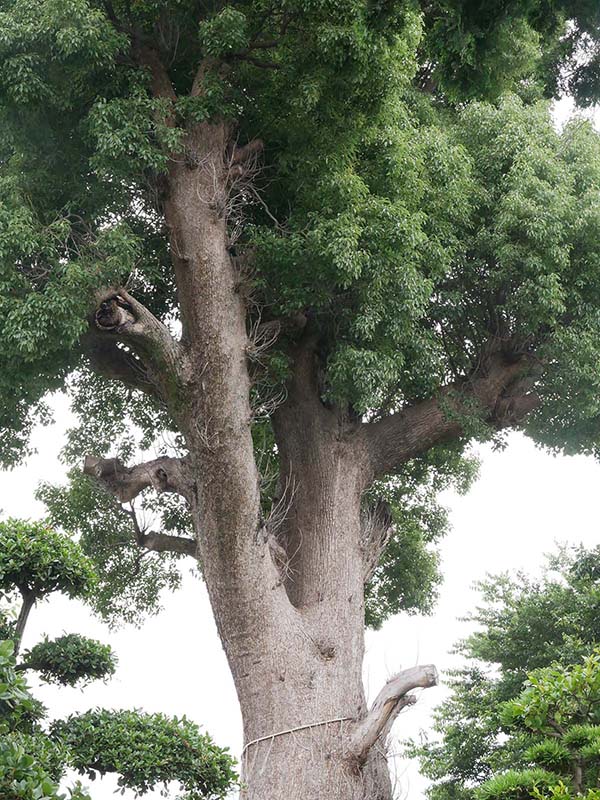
left=190, top=482, right=394, bottom=800
left=185, top=348, right=396, bottom=799
left=85, top=114, right=441, bottom=799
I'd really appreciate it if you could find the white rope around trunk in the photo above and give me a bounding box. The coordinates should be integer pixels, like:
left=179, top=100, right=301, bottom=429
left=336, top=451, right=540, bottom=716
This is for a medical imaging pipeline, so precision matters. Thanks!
left=241, top=716, right=353, bottom=758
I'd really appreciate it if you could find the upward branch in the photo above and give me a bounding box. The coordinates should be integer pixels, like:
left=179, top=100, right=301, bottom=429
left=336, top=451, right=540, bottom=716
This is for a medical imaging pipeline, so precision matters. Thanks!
left=348, top=664, right=439, bottom=765
left=14, top=589, right=35, bottom=656
left=132, top=40, right=178, bottom=127
left=363, top=351, right=540, bottom=480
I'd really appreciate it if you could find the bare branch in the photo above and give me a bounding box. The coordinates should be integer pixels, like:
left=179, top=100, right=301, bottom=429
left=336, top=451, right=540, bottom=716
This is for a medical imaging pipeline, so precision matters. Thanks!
left=364, top=351, right=540, bottom=480
left=125, top=505, right=196, bottom=557
left=348, top=665, right=438, bottom=765
left=360, top=499, right=393, bottom=583
left=83, top=454, right=191, bottom=503
left=141, top=530, right=196, bottom=556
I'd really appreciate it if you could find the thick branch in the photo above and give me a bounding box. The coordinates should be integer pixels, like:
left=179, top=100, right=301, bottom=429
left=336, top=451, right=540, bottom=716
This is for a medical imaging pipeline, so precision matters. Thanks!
left=364, top=352, right=540, bottom=480
left=81, top=333, right=158, bottom=397
left=141, top=530, right=196, bottom=556
left=134, top=43, right=177, bottom=126
left=92, top=288, right=186, bottom=403
left=83, top=455, right=191, bottom=503
left=348, top=664, right=438, bottom=765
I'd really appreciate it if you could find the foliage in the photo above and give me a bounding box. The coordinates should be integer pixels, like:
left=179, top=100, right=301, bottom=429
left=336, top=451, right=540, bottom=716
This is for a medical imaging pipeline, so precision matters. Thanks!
left=0, top=607, right=16, bottom=639
left=365, top=445, right=478, bottom=627
left=0, top=639, right=90, bottom=800
left=412, top=545, right=600, bottom=800
left=476, top=769, right=561, bottom=800
left=38, top=470, right=185, bottom=626
left=0, top=640, right=43, bottom=731
left=501, top=650, right=600, bottom=735
left=0, top=0, right=599, bottom=630
left=0, top=519, right=237, bottom=799
left=53, top=709, right=237, bottom=800
left=421, top=1, right=600, bottom=104
left=21, top=634, right=116, bottom=687
left=0, top=519, right=96, bottom=600
left=478, top=650, right=600, bottom=800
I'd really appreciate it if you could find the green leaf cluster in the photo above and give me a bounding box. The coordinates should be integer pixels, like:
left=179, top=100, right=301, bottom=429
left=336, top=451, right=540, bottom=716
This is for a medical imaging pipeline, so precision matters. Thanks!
left=0, top=520, right=238, bottom=799
left=0, top=518, right=96, bottom=600
left=53, top=709, right=237, bottom=800
left=478, top=650, right=600, bottom=800
left=365, top=445, right=478, bottom=627
left=1, top=0, right=600, bottom=637
left=21, top=634, right=116, bottom=687
left=413, top=545, right=600, bottom=800
left=38, top=470, right=186, bottom=626
left=0, top=639, right=89, bottom=800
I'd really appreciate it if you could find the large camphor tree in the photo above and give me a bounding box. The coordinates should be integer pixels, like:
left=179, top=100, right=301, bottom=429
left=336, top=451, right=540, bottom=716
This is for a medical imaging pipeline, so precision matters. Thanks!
left=2, top=1, right=600, bottom=797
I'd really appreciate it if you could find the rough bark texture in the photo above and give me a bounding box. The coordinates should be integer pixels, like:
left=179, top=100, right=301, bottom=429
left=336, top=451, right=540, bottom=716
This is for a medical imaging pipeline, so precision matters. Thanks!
left=81, top=49, right=541, bottom=800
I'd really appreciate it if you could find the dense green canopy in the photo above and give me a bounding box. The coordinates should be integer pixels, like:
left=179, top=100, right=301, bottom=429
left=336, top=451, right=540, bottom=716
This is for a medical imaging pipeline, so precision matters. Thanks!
left=54, top=709, right=237, bottom=799
left=1, top=0, right=600, bottom=624
left=0, top=518, right=96, bottom=600
left=0, top=640, right=91, bottom=800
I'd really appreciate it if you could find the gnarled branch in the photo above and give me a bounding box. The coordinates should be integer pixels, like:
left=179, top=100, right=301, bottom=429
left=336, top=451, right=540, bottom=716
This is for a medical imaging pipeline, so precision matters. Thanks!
left=364, top=352, right=540, bottom=480
left=83, top=455, right=191, bottom=503
left=91, top=288, right=186, bottom=403
left=348, top=664, right=438, bottom=765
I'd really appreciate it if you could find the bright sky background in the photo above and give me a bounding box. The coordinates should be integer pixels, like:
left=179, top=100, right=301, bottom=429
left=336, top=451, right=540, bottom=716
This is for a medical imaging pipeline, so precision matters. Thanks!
left=1, top=98, right=599, bottom=800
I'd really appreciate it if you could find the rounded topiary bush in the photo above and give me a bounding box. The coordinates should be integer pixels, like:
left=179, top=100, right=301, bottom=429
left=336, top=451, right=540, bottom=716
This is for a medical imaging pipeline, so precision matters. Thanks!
left=21, top=634, right=116, bottom=687
left=0, top=519, right=96, bottom=600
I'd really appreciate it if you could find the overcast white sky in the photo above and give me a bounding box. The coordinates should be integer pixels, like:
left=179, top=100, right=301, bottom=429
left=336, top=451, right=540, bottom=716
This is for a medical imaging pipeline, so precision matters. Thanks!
left=1, top=98, right=599, bottom=800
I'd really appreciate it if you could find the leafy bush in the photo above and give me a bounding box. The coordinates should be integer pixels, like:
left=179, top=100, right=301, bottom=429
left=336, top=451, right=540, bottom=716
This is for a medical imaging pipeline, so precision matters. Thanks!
left=0, top=520, right=95, bottom=600
left=480, top=651, right=600, bottom=800
left=0, top=640, right=91, bottom=800
left=53, top=709, right=238, bottom=799
left=21, top=634, right=116, bottom=686
left=477, top=769, right=560, bottom=800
